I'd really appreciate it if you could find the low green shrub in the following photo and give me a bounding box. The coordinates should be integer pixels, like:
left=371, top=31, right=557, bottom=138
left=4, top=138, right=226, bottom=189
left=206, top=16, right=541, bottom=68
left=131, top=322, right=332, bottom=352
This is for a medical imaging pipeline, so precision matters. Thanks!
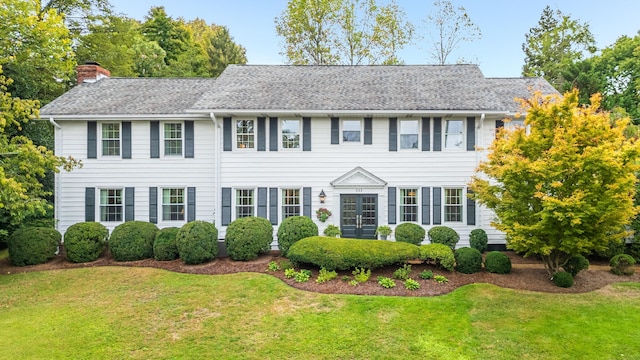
left=562, top=254, right=589, bottom=277
left=294, top=269, right=312, bottom=282
left=225, top=216, right=272, bottom=261
left=552, top=271, right=574, bottom=288
left=419, top=270, right=434, bottom=280
left=280, top=259, right=294, bottom=271
left=428, top=226, right=459, bottom=250
left=176, top=221, right=218, bottom=264
left=109, top=221, right=158, bottom=262
left=469, top=229, right=488, bottom=253
left=277, top=216, right=318, bottom=256
left=287, top=236, right=419, bottom=271
left=434, top=275, right=448, bottom=283
left=377, top=276, right=396, bottom=289
left=284, top=268, right=296, bottom=279
left=323, top=225, right=341, bottom=237
left=484, top=251, right=512, bottom=274
left=266, top=261, right=281, bottom=272
left=454, top=247, right=482, bottom=274
left=394, top=223, right=425, bottom=245
left=610, top=254, right=636, bottom=275
left=316, top=268, right=337, bottom=283
left=419, top=243, right=455, bottom=271
left=404, top=278, right=420, bottom=290
left=153, top=227, right=180, bottom=261
left=393, top=264, right=412, bottom=280
left=64, top=222, right=108, bottom=263
left=352, top=267, right=371, bottom=283
left=8, top=227, right=60, bottom=266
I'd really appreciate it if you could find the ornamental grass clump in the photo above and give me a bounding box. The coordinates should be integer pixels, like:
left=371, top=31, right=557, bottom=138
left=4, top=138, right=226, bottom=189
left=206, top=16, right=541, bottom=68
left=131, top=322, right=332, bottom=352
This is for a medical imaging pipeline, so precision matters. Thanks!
left=63, top=222, right=108, bottom=263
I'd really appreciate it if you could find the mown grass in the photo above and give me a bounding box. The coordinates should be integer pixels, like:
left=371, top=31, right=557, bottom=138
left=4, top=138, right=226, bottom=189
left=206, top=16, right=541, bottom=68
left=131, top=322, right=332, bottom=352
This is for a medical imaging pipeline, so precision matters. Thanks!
left=0, top=267, right=639, bottom=359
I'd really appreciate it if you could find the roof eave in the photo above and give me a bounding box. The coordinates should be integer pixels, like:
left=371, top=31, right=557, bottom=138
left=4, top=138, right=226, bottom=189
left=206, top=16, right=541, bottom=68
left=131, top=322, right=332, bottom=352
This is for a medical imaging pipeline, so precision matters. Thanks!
left=187, top=109, right=510, bottom=117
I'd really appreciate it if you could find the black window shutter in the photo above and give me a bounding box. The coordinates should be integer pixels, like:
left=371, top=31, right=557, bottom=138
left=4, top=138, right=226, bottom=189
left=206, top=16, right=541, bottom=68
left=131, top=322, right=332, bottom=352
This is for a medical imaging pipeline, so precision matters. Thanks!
left=303, top=187, right=312, bottom=217
left=269, top=117, right=278, bottom=151
left=150, top=121, right=160, bottom=158
left=389, top=118, right=397, bottom=151
left=466, top=117, right=475, bottom=151
left=364, top=117, right=372, bottom=145
left=122, top=122, right=132, bottom=159
left=388, top=187, right=397, bottom=224
left=221, top=188, right=231, bottom=225
left=331, top=117, right=339, bottom=144
left=269, top=188, right=278, bottom=225
left=87, top=121, right=97, bottom=159
left=125, top=187, right=135, bottom=221
left=421, top=187, right=431, bottom=225
left=257, top=187, right=268, bottom=218
left=257, top=117, right=266, bottom=151
left=187, top=187, right=196, bottom=222
left=433, top=117, right=442, bottom=151
left=303, top=117, right=312, bottom=151
left=495, top=119, right=504, bottom=138
left=433, top=187, right=442, bottom=225
left=223, top=117, right=232, bottom=151
left=185, top=120, right=194, bottom=158
left=85, top=187, right=95, bottom=221
left=467, top=189, right=476, bottom=226
left=422, top=117, right=430, bottom=151
left=149, top=187, right=158, bottom=224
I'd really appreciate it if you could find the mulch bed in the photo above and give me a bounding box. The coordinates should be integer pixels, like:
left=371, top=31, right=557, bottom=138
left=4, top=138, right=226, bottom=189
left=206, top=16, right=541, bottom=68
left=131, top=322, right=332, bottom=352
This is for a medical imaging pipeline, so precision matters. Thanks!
left=1, top=251, right=638, bottom=297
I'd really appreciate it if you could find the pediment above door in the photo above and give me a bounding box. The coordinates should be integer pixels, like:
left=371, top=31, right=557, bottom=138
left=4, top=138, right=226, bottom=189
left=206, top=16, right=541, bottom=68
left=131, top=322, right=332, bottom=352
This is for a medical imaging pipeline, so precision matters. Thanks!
left=330, top=166, right=387, bottom=189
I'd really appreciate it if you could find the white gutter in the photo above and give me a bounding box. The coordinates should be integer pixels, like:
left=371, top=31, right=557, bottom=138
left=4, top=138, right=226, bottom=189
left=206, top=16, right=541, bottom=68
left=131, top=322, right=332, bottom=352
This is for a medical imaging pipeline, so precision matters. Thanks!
left=188, top=109, right=509, bottom=117
left=43, top=114, right=204, bottom=121
left=209, top=112, right=222, bottom=228
left=49, top=117, right=62, bottom=235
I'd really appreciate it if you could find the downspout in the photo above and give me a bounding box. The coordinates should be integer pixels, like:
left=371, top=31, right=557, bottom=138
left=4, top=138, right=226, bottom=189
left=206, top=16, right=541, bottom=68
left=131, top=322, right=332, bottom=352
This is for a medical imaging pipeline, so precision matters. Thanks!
left=209, top=113, right=222, bottom=230
left=49, top=118, right=62, bottom=236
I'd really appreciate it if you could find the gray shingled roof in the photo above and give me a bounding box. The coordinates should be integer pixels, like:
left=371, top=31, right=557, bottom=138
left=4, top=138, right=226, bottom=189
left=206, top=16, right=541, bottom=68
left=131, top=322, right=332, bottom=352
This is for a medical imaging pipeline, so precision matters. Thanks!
left=40, top=78, right=215, bottom=116
left=486, top=77, right=559, bottom=112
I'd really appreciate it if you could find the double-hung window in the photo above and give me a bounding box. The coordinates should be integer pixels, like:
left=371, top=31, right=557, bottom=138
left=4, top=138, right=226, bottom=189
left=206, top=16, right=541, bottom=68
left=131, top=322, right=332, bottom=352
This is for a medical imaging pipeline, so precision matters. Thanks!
left=282, top=189, right=301, bottom=218
left=444, top=120, right=464, bottom=150
left=101, top=123, right=120, bottom=156
left=162, top=188, right=185, bottom=221
left=236, top=189, right=254, bottom=218
left=100, top=189, right=122, bottom=221
left=281, top=120, right=300, bottom=149
left=400, top=188, right=418, bottom=222
left=444, top=188, right=463, bottom=222
left=236, top=120, right=255, bottom=149
left=400, top=120, right=419, bottom=149
left=342, top=120, right=361, bottom=142
left=164, top=123, right=183, bottom=156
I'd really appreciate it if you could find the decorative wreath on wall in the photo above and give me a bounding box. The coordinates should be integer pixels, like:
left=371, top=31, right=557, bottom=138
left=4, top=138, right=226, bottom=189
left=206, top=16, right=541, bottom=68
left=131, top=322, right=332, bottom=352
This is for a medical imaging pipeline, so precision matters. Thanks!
left=316, top=208, right=332, bottom=222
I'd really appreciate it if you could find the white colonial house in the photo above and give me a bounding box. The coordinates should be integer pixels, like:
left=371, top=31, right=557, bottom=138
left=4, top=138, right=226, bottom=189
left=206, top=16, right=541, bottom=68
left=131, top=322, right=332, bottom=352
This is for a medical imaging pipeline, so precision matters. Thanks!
left=40, top=63, right=557, bottom=249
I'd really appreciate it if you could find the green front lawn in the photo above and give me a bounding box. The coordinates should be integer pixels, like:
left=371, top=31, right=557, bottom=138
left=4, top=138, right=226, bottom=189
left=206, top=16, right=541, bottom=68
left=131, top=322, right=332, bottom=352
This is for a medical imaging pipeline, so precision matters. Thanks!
left=0, top=267, right=638, bottom=359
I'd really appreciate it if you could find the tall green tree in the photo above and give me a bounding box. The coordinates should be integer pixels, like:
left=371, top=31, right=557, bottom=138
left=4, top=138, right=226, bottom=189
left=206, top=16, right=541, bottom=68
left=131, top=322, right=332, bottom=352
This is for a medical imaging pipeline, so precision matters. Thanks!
left=186, top=19, right=247, bottom=77
left=470, top=90, right=640, bottom=276
left=423, top=0, right=481, bottom=65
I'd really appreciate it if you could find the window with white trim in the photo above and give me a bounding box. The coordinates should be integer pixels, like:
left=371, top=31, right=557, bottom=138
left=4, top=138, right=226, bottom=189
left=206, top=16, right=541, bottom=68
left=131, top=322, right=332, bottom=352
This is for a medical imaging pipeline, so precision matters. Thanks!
left=162, top=188, right=185, bottom=221
left=100, top=188, right=122, bottom=221
left=236, top=120, right=255, bottom=149
left=236, top=189, right=254, bottom=218
left=163, top=123, right=183, bottom=156
left=400, top=120, right=419, bottom=149
left=444, top=188, right=463, bottom=222
left=400, top=188, right=418, bottom=222
left=342, top=120, right=361, bottom=142
left=101, top=123, right=120, bottom=156
left=281, top=120, right=300, bottom=149
left=282, top=188, right=301, bottom=218
left=444, top=120, right=464, bottom=150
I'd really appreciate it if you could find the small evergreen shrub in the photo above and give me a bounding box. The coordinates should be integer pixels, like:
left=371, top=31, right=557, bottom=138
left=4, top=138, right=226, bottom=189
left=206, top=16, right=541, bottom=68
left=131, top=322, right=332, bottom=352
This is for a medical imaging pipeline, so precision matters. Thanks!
left=8, top=227, right=60, bottom=266
left=428, top=226, right=460, bottom=250
left=277, top=216, right=318, bottom=256
left=225, top=216, right=273, bottom=261
left=404, top=278, right=420, bottom=290
left=176, top=221, right=218, bottom=264
left=394, top=223, right=425, bottom=245
left=610, top=254, right=636, bottom=275
left=377, top=276, right=396, bottom=289
left=323, top=225, right=341, bottom=237
left=393, top=264, right=412, bottom=280
left=153, top=227, right=180, bottom=261
left=419, top=243, right=455, bottom=271
left=469, top=229, right=488, bottom=253
left=454, top=247, right=482, bottom=274
left=484, top=251, right=512, bottom=274
left=562, top=254, right=589, bottom=277
left=109, top=221, right=158, bottom=262
left=419, top=270, right=434, bottom=280
left=552, top=271, right=574, bottom=288
left=64, top=222, right=108, bottom=263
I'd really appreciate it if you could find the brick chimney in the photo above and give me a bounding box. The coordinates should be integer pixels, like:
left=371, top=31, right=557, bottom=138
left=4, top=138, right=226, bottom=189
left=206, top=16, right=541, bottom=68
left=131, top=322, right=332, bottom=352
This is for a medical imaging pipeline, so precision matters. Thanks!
left=76, top=62, right=110, bottom=85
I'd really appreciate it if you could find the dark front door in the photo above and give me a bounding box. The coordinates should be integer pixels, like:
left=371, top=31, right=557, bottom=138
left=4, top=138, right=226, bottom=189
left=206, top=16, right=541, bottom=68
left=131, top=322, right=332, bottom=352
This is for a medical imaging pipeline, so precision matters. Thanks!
left=341, top=194, right=377, bottom=239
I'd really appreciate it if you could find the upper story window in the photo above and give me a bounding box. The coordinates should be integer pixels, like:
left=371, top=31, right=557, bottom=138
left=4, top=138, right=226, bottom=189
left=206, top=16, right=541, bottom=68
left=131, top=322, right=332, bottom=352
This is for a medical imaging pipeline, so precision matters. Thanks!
left=101, top=123, right=120, bottom=156
left=400, top=188, right=418, bottom=222
left=100, top=188, right=122, bottom=222
left=282, top=188, right=301, bottom=219
left=444, top=120, right=464, bottom=150
left=400, top=120, right=419, bottom=149
left=164, top=123, right=183, bottom=156
left=444, top=188, right=463, bottom=222
left=281, top=120, right=300, bottom=149
left=342, top=120, right=361, bottom=143
left=236, top=120, right=254, bottom=149
left=162, top=188, right=185, bottom=221
left=236, top=189, right=254, bottom=218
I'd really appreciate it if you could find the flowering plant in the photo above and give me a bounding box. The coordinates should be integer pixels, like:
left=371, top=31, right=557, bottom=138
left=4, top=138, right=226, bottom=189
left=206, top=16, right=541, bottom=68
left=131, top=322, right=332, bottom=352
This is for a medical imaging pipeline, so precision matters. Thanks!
left=316, top=207, right=332, bottom=222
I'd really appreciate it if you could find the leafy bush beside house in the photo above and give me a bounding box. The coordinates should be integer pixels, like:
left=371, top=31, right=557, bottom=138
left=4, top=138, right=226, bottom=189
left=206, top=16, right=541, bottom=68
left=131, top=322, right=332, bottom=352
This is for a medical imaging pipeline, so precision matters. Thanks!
left=484, top=251, right=512, bottom=274
left=418, top=243, right=455, bottom=271
left=109, top=221, right=159, bottom=262
left=562, top=254, right=589, bottom=277
left=394, top=223, right=425, bottom=245
left=277, top=216, right=318, bottom=256
left=64, top=222, right=108, bottom=263
left=176, top=221, right=218, bottom=264
left=225, top=216, right=272, bottom=261
left=153, top=227, right=180, bottom=261
left=454, top=247, right=483, bottom=274
left=8, top=227, right=61, bottom=266
left=469, top=228, right=488, bottom=253
left=428, top=226, right=460, bottom=250
left=610, top=254, right=636, bottom=275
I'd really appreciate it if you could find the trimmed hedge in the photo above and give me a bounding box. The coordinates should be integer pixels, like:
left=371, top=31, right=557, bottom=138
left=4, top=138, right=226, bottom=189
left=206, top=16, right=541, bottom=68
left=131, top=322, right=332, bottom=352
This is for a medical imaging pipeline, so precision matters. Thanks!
left=153, top=227, right=180, bottom=261
left=484, top=251, right=511, bottom=274
left=419, top=243, right=455, bottom=271
left=64, top=222, right=108, bottom=263
left=562, top=254, right=589, bottom=277
left=8, top=227, right=61, bottom=266
left=469, top=228, right=488, bottom=253
left=610, top=253, right=636, bottom=275
left=225, top=216, right=273, bottom=261
left=454, top=247, right=482, bottom=274
left=176, top=221, right=218, bottom=264
left=394, top=223, right=425, bottom=245
left=428, top=226, right=459, bottom=250
left=109, top=221, right=158, bottom=261
left=277, top=216, right=318, bottom=256
left=287, top=236, right=419, bottom=271
left=553, top=271, right=574, bottom=288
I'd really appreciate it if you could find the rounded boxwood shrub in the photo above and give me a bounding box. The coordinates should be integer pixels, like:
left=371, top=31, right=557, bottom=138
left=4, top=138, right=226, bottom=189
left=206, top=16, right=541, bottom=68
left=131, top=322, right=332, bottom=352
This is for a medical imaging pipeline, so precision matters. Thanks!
left=277, top=216, right=318, bottom=256
left=287, top=236, right=419, bottom=271
left=109, top=221, right=158, bottom=262
left=562, top=254, right=589, bottom=277
left=154, top=227, right=180, bottom=261
left=394, top=223, right=425, bottom=245
left=552, top=271, right=574, bottom=288
left=484, top=251, right=511, bottom=274
left=225, top=216, right=273, bottom=261
left=8, top=227, right=61, bottom=266
left=176, top=221, right=218, bottom=264
left=428, top=226, right=460, bottom=250
left=419, top=243, right=455, bottom=271
left=64, top=222, right=109, bottom=263
left=454, top=247, right=482, bottom=274
left=469, top=228, right=488, bottom=253
left=610, top=253, right=636, bottom=275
